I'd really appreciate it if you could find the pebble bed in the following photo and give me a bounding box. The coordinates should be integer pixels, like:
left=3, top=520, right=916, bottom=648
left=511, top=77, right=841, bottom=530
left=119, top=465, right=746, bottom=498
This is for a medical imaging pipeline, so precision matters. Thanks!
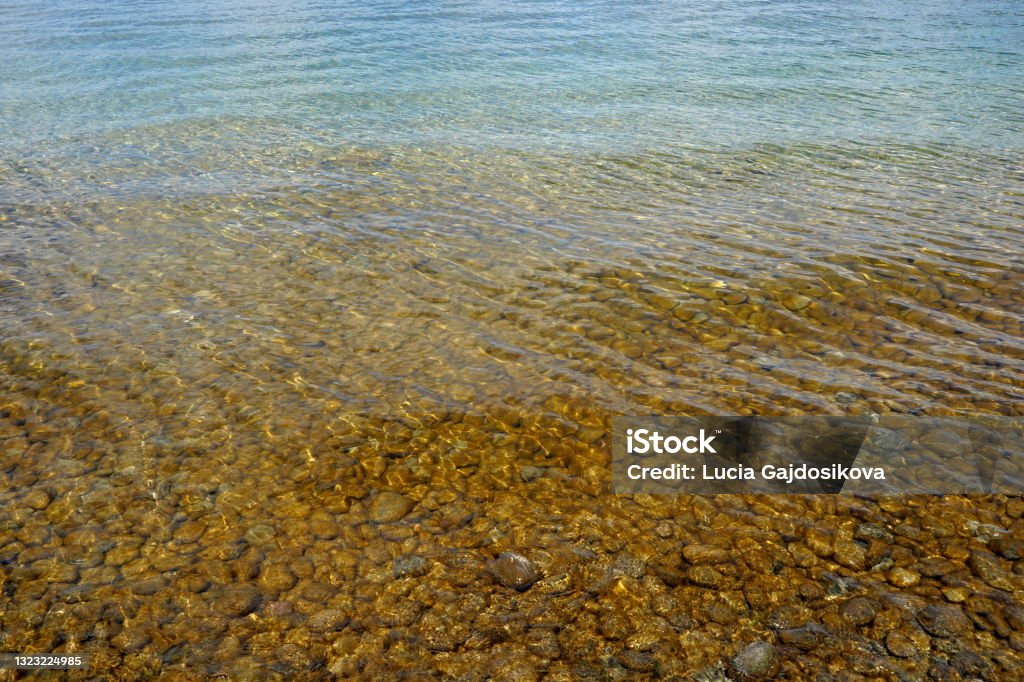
left=1, top=404, right=1023, bottom=680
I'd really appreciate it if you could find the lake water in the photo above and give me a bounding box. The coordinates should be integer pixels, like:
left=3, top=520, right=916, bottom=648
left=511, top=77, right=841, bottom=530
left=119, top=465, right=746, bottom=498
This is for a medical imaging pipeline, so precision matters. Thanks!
left=1, top=0, right=1023, bottom=678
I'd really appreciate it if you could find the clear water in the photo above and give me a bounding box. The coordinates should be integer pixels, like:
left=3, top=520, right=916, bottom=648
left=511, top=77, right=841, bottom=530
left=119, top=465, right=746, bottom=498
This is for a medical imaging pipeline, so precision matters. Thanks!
left=2, top=0, right=1022, bottom=416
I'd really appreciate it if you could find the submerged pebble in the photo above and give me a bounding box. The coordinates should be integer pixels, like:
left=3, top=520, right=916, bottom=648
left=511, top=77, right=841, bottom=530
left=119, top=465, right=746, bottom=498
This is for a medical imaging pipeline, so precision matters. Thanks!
left=490, top=552, right=540, bottom=591
left=840, top=597, right=878, bottom=626
left=370, top=492, right=414, bottom=523
left=777, top=623, right=828, bottom=650
left=392, top=554, right=429, bottom=579
left=917, top=604, right=970, bottom=638
left=729, top=640, right=779, bottom=680
left=308, top=609, right=349, bottom=633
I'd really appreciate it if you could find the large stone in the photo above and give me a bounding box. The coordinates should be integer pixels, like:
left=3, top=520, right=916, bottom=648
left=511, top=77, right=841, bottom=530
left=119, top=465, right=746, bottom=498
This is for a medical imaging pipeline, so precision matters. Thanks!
left=840, top=597, right=878, bottom=626
left=370, top=492, right=414, bottom=523
left=213, top=585, right=262, bottom=617
left=490, top=552, right=540, bottom=592
left=308, top=609, right=349, bottom=633
left=918, top=604, right=970, bottom=638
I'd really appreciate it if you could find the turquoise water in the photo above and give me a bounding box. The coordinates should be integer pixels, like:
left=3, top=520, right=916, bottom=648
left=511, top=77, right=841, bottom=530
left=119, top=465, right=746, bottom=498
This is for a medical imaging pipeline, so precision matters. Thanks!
left=3, top=0, right=1023, bottom=159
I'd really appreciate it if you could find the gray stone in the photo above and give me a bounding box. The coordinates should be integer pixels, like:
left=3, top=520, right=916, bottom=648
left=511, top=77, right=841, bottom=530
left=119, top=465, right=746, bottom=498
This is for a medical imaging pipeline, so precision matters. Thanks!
left=729, top=640, right=778, bottom=680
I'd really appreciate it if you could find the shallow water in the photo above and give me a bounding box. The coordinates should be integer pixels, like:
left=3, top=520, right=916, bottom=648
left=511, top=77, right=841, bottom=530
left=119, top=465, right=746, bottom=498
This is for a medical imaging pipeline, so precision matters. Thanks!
left=1, top=0, right=1023, bottom=679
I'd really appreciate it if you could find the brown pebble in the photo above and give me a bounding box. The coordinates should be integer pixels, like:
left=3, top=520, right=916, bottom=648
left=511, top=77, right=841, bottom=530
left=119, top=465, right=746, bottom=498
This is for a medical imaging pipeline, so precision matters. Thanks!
left=309, top=510, right=340, bottom=539
left=173, top=520, right=206, bottom=544
left=888, top=567, right=920, bottom=588
left=370, top=492, right=414, bottom=523
left=943, top=587, right=970, bottom=603
left=651, top=563, right=686, bottom=588
left=854, top=522, right=893, bottom=544
left=131, top=576, right=167, bottom=595
left=917, top=557, right=955, bottom=577
left=688, top=565, right=725, bottom=589
left=577, top=426, right=605, bottom=444
left=917, top=604, right=970, bottom=638
left=990, top=537, right=1024, bottom=560
left=266, top=600, right=294, bottom=617
left=840, top=597, right=878, bottom=626
left=112, top=628, right=151, bottom=654
left=798, top=582, right=824, bottom=601
left=214, top=585, right=262, bottom=617
left=683, top=544, right=731, bottom=565
left=832, top=541, right=867, bottom=571
left=490, top=551, right=540, bottom=592
left=259, top=563, right=297, bottom=593
left=885, top=631, right=919, bottom=658
left=705, top=601, right=738, bottom=626
left=620, top=650, right=657, bottom=672
left=951, top=650, right=989, bottom=678
left=308, top=608, right=349, bottom=632
left=777, top=623, right=828, bottom=651
left=1004, top=605, right=1024, bottom=632
left=23, top=488, right=51, bottom=510
left=244, top=524, right=276, bottom=546
left=599, top=611, right=631, bottom=640
left=783, top=294, right=813, bottom=311
left=968, top=550, right=1014, bottom=591
left=277, top=643, right=315, bottom=671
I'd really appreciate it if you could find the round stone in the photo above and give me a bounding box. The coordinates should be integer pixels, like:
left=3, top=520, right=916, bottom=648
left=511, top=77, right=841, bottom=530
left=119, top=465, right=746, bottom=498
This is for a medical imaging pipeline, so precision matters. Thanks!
left=370, top=492, right=414, bottom=523
left=490, top=551, right=540, bottom=592
left=23, top=488, right=51, bottom=510
left=885, top=631, right=919, bottom=658
left=213, top=585, right=262, bottom=617
left=888, top=567, right=920, bottom=588
left=729, top=640, right=779, bottom=680
left=840, top=597, right=878, bottom=626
